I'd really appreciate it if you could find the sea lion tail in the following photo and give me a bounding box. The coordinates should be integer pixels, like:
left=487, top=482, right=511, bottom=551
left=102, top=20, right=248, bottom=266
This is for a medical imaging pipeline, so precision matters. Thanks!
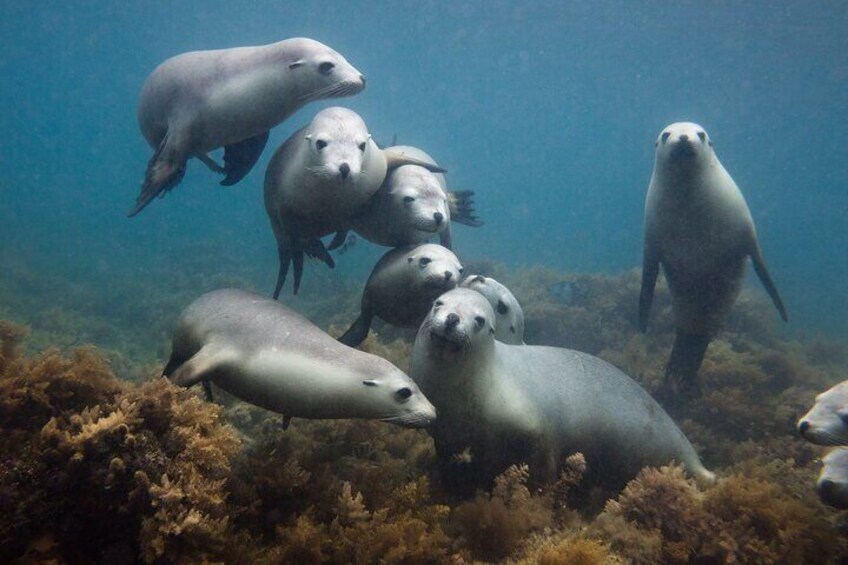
left=664, top=330, right=710, bottom=396
left=448, top=190, right=484, bottom=227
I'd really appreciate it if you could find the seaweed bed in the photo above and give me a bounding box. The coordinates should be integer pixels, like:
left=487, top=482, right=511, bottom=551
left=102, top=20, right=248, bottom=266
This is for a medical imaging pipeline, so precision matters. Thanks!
left=1, top=249, right=846, bottom=564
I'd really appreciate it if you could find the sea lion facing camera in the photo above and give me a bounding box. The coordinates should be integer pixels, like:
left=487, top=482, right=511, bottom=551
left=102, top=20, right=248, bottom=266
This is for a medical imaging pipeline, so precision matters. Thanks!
left=639, top=122, right=787, bottom=395
left=338, top=244, right=462, bottom=347
left=164, top=288, right=436, bottom=428
left=798, top=379, right=848, bottom=446
left=460, top=275, right=525, bottom=344
left=130, top=38, right=366, bottom=216
left=264, top=108, right=445, bottom=296
left=411, top=288, right=714, bottom=493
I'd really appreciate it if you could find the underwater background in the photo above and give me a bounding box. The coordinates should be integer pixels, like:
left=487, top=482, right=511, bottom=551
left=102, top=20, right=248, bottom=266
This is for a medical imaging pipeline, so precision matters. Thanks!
left=1, top=1, right=847, bottom=563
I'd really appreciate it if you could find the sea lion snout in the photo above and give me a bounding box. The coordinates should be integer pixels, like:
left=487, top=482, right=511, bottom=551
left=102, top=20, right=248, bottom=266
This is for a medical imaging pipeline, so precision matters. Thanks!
left=445, top=312, right=460, bottom=331
left=339, top=162, right=351, bottom=178
left=798, top=419, right=810, bottom=437
left=434, top=211, right=444, bottom=225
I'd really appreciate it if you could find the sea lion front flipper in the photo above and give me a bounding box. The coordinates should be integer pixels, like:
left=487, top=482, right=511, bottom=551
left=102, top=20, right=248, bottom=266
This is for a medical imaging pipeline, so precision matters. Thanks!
left=448, top=190, right=484, bottom=227
left=220, top=131, right=270, bottom=186
left=338, top=307, right=375, bottom=347
left=749, top=242, right=788, bottom=322
left=128, top=132, right=187, bottom=217
left=166, top=344, right=233, bottom=389
left=383, top=150, right=447, bottom=173
left=638, top=245, right=660, bottom=332
left=326, top=230, right=349, bottom=251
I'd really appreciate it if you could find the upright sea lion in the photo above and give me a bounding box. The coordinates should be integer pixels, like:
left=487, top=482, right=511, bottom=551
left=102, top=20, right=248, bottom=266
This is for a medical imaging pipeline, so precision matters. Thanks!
left=264, top=108, right=445, bottom=296
left=798, top=379, right=848, bottom=446
left=639, top=122, right=788, bottom=395
left=817, top=448, right=848, bottom=509
left=130, top=37, right=366, bottom=216
left=164, top=288, right=436, bottom=428
left=460, top=275, right=525, bottom=344
left=351, top=145, right=482, bottom=249
left=411, top=288, right=714, bottom=493
left=338, top=244, right=462, bottom=347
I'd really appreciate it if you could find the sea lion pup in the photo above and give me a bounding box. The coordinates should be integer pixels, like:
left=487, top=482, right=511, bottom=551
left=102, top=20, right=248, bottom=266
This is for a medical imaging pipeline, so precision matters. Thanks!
left=798, top=379, right=848, bottom=446
left=338, top=244, right=462, bottom=347
left=460, top=275, right=525, bottom=344
left=264, top=108, right=445, bottom=296
left=163, top=288, right=436, bottom=428
left=411, top=288, right=714, bottom=493
left=817, top=448, right=848, bottom=509
left=351, top=145, right=482, bottom=249
left=639, top=122, right=788, bottom=395
left=129, top=38, right=366, bottom=216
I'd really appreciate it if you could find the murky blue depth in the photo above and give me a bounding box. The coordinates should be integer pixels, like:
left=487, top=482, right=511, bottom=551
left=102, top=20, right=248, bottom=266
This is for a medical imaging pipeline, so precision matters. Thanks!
left=1, top=1, right=845, bottom=336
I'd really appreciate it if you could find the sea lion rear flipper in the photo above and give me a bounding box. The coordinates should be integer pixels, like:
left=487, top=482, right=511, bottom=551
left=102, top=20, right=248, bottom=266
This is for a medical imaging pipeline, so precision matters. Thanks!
left=292, top=248, right=305, bottom=295
left=638, top=246, right=660, bottom=332
left=197, top=154, right=225, bottom=174
left=439, top=222, right=453, bottom=249
left=749, top=242, right=788, bottom=322
left=338, top=309, right=374, bottom=347
left=664, top=330, right=709, bottom=397
left=273, top=242, right=293, bottom=299
left=128, top=133, right=187, bottom=217
left=166, top=344, right=232, bottom=389
left=303, top=239, right=336, bottom=268
left=448, top=190, right=484, bottom=227
left=327, top=230, right=348, bottom=251
left=383, top=150, right=447, bottom=173
left=221, top=131, right=270, bottom=186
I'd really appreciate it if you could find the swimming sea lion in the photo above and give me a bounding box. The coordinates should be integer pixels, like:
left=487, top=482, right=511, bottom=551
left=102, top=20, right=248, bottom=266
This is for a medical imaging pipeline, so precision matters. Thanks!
left=639, top=122, right=788, bottom=395
left=411, top=288, right=714, bottom=493
left=817, top=448, right=848, bottom=509
left=130, top=37, right=366, bottom=216
left=163, top=288, right=436, bottom=428
left=264, top=108, right=445, bottom=296
left=351, top=145, right=481, bottom=249
left=338, top=244, right=462, bottom=347
left=460, top=274, right=525, bottom=344
left=798, top=379, right=848, bottom=446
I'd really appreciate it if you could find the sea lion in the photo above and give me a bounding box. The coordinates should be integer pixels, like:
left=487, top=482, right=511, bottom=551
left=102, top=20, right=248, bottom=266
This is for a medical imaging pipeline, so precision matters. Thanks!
left=163, top=288, right=436, bottom=428
left=338, top=244, right=462, bottom=347
left=460, top=275, right=525, bottom=344
left=351, top=145, right=482, bottom=249
left=798, top=379, right=848, bottom=446
left=639, top=122, right=788, bottom=395
left=264, top=108, right=445, bottom=296
left=411, top=288, right=714, bottom=493
left=130, top=37, right=366, bottom=216
left=817, top=448, right=848, bottom=509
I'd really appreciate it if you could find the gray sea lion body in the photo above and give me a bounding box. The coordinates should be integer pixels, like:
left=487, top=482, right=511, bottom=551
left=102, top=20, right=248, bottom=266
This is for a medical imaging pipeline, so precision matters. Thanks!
left=339, top=244, right=462, bottom=347
left=798, top=379, right=848, bottom=446
left=264, top=109, right=445, bottom=296
left=130, top=38, right=365, bottom=216
left=817, top=448, right=848, bottom=509
left=164, top=288, right=436, bottom=427
left=460, top=275, right=525, bottom=344
left=411, top=288, right=713, bottom=492
left=639, top=122, right=787, bottom=394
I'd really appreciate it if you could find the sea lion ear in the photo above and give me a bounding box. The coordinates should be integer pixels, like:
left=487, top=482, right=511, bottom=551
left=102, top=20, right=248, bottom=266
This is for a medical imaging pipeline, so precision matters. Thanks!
left=305, top=134, right=313, bottom=141
left=362, top=380, right=378, bottom=387
left=289, top=60, right=305, bottom=70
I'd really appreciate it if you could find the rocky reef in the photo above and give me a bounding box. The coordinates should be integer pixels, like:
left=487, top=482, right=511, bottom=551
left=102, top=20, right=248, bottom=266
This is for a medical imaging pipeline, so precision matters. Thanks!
left=1, top=255, right=846, bottom=563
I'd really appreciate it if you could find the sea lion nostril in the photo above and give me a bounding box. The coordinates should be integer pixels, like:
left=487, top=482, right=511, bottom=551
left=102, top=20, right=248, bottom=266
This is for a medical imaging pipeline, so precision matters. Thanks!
left=820, top=479, right=836, bottom=493
left=444, top=271, right=452, bottom=281
left=799, top=420, right=810, bottom=435
left=679, top=134, right=689, bottom=142
left=445, top=313, right=460, bottom=329
left=434, top=211, right=444, bottom=225
left=339, top=162, right=350, bottom=178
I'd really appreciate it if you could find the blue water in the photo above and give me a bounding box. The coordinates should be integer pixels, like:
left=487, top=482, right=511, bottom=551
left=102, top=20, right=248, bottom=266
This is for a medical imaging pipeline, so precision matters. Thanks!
left=1, top=1, right=846, bottom=337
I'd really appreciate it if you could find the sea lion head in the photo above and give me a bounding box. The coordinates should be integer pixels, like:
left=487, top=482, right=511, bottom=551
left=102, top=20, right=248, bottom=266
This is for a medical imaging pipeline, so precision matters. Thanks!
left=817, top=448, right=848, bottom=509
left=388, top=167, right=450, bottom=236
left=460, top=275, right=524, bottom=343
left=305, top=107, right=377, bottom=182
left=359, top=367, right=437, bottom=428
left=654, top=122, right=714, bottom=171
left=798, top=380, right=848, bottom=446
left=404, top=243, right=462, bottom=293
left=420, top=288, right=495, bottom=357
left=285, top=38, right=366, bottom=101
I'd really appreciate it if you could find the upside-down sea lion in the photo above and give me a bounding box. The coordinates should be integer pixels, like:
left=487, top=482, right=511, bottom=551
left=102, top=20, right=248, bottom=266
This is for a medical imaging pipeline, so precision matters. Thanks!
left=163, top=288, right=436, bottom=428
left=460, top=275, right=525, bottom=345
left=639, top=122, right=787, bottom=395
left=411, top=288, right=714, bottom=493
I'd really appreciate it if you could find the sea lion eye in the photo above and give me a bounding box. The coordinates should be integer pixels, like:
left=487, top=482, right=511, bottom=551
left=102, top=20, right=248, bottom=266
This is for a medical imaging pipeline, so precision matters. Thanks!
left=419, top=257, right=432, bottom=267
left=316, top=139, right=328, bottom=150
left=474, top=315, right=485, bottom=329
left=358, top=142, right=367, bottom=152
left=403, top=196, right=415, bottom=204
left=697, top=131, right=706, bottom=142
left=396, top=387, right=413, bottom=401
left=661, top=132, right=671, bottom=143
left=434, top=300, right=443, bottom=309
left=362, top=380, right=378, bottom=387
left=497, top=300, right=508, bottom=315
left=319, top=61, right=335, bottom=74
left=458, top=268, right=464, bottom=275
